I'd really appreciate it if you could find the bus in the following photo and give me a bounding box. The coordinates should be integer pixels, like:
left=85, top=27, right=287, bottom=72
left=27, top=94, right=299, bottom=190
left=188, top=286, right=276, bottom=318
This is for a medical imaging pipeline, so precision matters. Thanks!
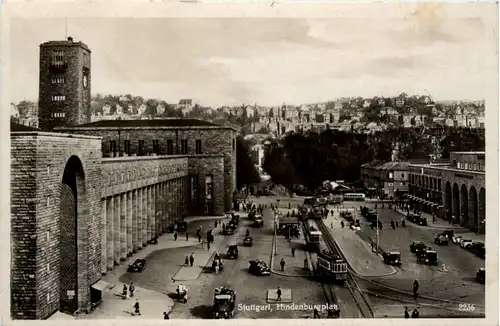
left=343, top=193, right=366, bottom=201
left=305, top=219, right=322, bottom=246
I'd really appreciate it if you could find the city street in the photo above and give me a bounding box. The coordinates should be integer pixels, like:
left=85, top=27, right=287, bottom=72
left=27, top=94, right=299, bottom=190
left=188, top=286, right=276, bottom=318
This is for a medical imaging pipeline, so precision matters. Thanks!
left=329, top=201, right=485, bottom=315
left=121, top=200, right=328, bottom=319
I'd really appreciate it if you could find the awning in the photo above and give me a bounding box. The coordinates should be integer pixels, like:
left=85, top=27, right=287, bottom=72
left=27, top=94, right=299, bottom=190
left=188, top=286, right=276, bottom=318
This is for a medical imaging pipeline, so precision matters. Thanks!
left=91, top=280, right=113, bottom=292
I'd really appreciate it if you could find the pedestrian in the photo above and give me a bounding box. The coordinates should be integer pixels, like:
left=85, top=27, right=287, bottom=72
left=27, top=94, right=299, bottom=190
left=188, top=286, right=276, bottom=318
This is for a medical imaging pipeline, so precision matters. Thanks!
left=304, top=257, right=308, bottom=270
left=280, top=258, right=285, bottom=271
left=291, top=248, right=295, bottom=257
left=198, top=234, right=201, bottom=243
left=411, top=308, right=419, bottom=318
left=215, top=221, right=218, bottom=228
left=404, top=307, right=410, bottom=319
left=122, top=284, right=128, bottom=299
left=184, top=256, right=189, bottom=266
left=129, top=282, right=135, bottom=297
left=174, top=232, right=178, bottom=241
left=276, top=286, right=282, bottom=301
left=133, top=300, right=141, bottom=315
left=215, top=263, right=219, bottom=275
left=313, top=308, right=321, bottom=319
left=189, top=254, right=194, bottom=267
left=207, top=241, right=210, bottom=250
left=341, top=221, right=344, bottom=228
left=163, top=311, right=170, bottom=319
left=185, top=232, right=189, bottom=241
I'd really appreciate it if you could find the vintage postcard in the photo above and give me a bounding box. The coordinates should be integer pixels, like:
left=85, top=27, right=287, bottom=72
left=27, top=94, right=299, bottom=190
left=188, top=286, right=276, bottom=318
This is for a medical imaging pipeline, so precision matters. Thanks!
left=1, top=1, right=498, bottom=325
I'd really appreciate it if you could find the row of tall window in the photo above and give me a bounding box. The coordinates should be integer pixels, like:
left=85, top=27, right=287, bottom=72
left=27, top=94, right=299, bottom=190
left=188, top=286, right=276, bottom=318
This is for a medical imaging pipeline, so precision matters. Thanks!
left=51, top=50, right=65, bottom=66
left=409, top=174, right=442, bottom=192
left=51, top=112, right=66, bottom=118
left=51, top=95, right=66, bottom=101
left=109, top=139, right=203, bottom=156
left=455, top=161, right=484, bottom=171
left=52, top=78, right=65, bottom=84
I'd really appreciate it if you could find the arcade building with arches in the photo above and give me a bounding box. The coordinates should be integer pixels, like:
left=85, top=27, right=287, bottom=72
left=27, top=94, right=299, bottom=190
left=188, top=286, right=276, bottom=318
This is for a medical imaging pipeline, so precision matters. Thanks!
left=407, top=151, right=486, bottom=234
left=10, top=37, right=236, bottom=320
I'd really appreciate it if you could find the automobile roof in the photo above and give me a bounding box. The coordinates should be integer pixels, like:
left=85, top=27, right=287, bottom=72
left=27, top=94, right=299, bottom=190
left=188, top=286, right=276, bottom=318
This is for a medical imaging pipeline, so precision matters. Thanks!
left=389, top=251, right=401, bottom=255
left=215, top=294, right=233, bottom=300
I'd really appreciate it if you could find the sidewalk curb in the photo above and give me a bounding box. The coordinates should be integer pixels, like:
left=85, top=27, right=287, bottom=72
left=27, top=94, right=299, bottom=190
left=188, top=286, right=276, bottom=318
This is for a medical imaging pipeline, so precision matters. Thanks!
left=269, top=224, right=312, bottom=278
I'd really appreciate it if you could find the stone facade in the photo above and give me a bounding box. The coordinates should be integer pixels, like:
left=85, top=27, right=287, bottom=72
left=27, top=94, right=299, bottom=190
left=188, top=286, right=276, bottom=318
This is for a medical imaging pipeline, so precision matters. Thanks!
left=55, top=124, right=237, bottom=212
left=11, top=130, right=102, bottom=319
left=408, top=152, right=486, bottom=233
left=38, top=38, right=91, bottom=131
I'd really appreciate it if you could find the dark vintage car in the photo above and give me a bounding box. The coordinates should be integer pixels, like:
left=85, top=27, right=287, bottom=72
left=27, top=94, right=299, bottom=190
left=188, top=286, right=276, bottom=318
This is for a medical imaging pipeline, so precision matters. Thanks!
left=383, top=251, right=402, bottom=265
left=476, top=267, right=485, bottom=283
left=470, top=242, right=485, bottom=258
left=231, top=215, right=240, bottom=225
left=249, top=260, right=271, bottom=276
left=213, top=287, right=236, bottom=319
left=252, top=217, right=264, bottom=227
left=128, top=258, right=146, bottom=272
left=410, top=241, right=430, bottom=254
left=222, top=228, right=235, bottom=235
left=416, top=217, right=428, bottom=226
left=417, top=249, right=438, bottom=265
left=442, top=229, right=455, bottom=239
left=227, top=245, right=239, bottom=259
left=434, top=235, right=449, bottom=245
left=243, top=236, right=253, bottom=246
left=407, top=213, right=421, bottom=223
left=341, top=211, right=354, bottom=222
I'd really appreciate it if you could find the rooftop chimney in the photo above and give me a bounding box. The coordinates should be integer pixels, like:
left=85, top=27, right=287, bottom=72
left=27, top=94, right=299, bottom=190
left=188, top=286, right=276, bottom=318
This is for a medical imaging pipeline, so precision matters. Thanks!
left=67, top=36, right=73, bottom=42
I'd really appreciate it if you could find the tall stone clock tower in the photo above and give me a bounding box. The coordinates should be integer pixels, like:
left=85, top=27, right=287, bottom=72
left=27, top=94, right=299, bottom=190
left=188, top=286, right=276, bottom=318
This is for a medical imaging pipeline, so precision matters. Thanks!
left=38, top=37, right=91, bottom=131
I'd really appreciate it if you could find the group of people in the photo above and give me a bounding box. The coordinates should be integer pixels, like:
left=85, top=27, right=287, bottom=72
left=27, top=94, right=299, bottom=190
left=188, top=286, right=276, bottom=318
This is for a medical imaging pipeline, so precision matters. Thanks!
left=184, top=254, right=195, bottom=267
left=121, top=282, right=141, bottom=316
left=405, top=307, right=420, bottom=318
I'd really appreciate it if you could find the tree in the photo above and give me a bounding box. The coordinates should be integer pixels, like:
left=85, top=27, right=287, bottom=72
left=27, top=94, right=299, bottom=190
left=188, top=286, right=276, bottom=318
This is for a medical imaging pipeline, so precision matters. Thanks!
left=236, top=136, right=261, bottom=189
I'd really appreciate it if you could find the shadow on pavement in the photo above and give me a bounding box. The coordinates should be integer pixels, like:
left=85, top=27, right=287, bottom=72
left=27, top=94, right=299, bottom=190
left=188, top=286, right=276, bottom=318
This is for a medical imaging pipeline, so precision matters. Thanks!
left=190, top=305, right=214, bottom=319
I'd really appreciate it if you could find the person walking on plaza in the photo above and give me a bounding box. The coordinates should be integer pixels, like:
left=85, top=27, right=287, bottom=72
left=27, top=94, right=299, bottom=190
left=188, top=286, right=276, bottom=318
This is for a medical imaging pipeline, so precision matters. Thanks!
left=341, top=221, right=344, bottom=228
left=185, top=232, right=188, bottom=241
left=133, top=300, right=141, bottom=316
left=304, top=257, right=308, bottom=270
left=413, top=279, right=419, bottom=300
left=291, top=248, right=295, bottom=257
left=174, top=231, right=178, bottom=241
left=411, top=308, right=419, bottom=318
left=197, top=232, right=201, bottom=243
left=215, top=261, right=219, bottom=275
left=129, top=282, right=135, bottom=297
left=163, top=312, right=170, bottom=319
left=313, top=308, right=321, bottom=319
left=280, top=258, right=286, bottom=271
left=122, top=284, right=128, bottom=299
left=276, top=287, right=282, bottom=301
left=189, top=254, right=194, bottom=267
left=184, top=256, right=189, bottom=266
left=404, top=307, right=410, bottom=319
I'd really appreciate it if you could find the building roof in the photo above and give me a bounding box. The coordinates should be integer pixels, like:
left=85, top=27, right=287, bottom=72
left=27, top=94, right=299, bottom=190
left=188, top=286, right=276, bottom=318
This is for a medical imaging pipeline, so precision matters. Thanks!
left=59, top=118, right=222, bottom=129
left=10, top=121, right=41, bottom=132
left=361, top=160, right=382, bottom=168
left=375, top=161, right=409, bottom=171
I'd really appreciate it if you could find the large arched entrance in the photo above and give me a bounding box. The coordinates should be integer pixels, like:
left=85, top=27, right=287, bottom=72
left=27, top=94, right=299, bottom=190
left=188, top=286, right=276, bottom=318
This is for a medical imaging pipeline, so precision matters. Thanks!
left=60, top=156, right=87, bottom=314
left=460, top=184, right=469, bottom=227
left=469, top=186, right=478, bottom=232
left=445, top=182, right=452, bottom=221
left=479, top=187, right=486, bottom=234
left=452, top=183, right=460, bottom=223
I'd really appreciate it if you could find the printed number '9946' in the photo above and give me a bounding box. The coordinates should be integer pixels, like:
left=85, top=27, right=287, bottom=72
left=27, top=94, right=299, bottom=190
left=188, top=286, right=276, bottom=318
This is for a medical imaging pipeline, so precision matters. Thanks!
left=459, top=303, right=475, bottom=311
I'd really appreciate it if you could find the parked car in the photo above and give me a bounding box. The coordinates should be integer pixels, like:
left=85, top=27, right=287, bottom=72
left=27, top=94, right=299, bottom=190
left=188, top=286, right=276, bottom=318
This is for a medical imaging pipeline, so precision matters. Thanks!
left=243, top=236, right=253, bottom=246
left=460, top=239, right=473, bottom=249
left=434, top=235, right=449, bottom=245
left=128, top=259, right=146, bottom=272
left=469, top=242, right=485, bottom=257
left=476, top=267, right=485, bottom=283
left=442, top=229, right=455, bottom=239
left=249, top=260, right=271, bottom=276
left=410, top=241, right=430, bottom=254
left=452, top=235, right=463, bottom=244
left=383, top=251, right=402, bottom=265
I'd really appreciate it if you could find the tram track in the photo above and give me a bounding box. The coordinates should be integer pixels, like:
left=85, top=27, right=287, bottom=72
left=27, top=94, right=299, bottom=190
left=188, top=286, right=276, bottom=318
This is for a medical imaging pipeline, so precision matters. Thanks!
left=313, top=219, right=374, bottom=318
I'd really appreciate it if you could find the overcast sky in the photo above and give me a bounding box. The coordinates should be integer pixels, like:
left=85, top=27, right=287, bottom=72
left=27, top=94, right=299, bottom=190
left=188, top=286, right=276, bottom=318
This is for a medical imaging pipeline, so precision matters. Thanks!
left=8, top=4, right=498, bottom=107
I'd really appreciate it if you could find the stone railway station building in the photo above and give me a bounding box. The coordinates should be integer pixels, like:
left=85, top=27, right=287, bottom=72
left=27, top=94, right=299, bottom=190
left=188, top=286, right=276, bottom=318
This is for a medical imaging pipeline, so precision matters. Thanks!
left=10, top=37, right=236, bottom=319
left=407, top=151, right=486, bottom=234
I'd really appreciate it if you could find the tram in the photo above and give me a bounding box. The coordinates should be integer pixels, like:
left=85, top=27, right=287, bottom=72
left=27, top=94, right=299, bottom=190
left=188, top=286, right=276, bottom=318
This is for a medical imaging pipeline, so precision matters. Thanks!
left=315, top=237, right=348, bottom=283
left=305, top=219, right=322, bottom=246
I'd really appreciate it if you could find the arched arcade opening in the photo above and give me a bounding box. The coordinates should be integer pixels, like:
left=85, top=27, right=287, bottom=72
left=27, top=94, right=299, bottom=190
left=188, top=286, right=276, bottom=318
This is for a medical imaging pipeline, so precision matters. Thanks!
left=460, top=184, right=469, bottom=227
left=60, top=155, right=88, bottom=314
